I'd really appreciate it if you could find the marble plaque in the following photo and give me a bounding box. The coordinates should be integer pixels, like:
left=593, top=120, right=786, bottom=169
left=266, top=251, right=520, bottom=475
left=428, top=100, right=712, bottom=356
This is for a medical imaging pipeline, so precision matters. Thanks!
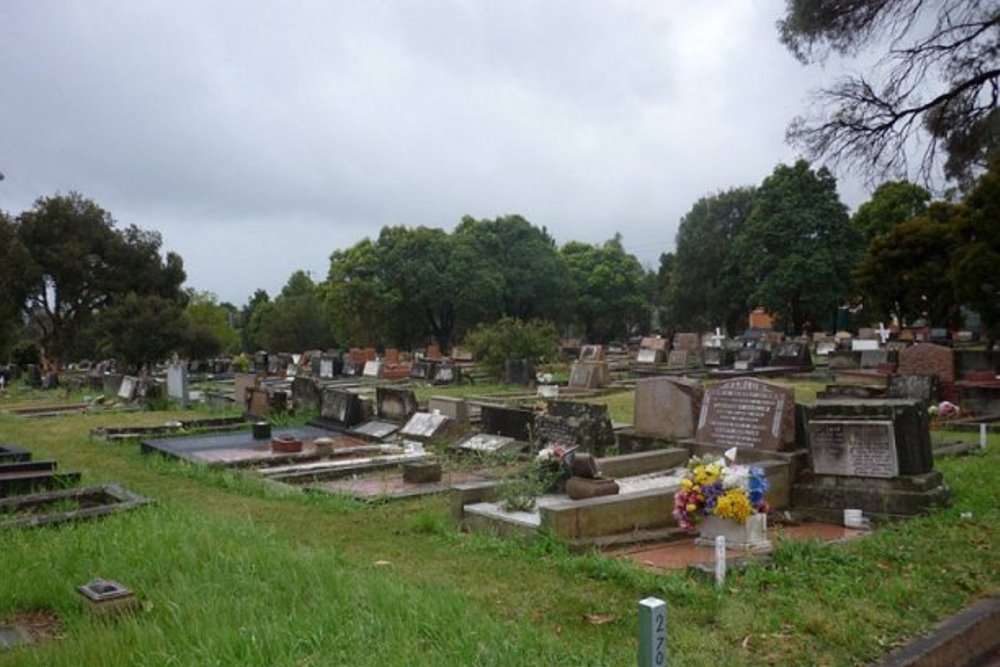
left=695, top=378, right=795, bottom=450
left=808, top=420, right=898, bottom=478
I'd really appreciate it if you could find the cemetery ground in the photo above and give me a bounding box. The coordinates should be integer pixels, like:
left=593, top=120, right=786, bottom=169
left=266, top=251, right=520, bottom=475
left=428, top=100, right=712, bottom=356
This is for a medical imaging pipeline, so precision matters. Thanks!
left=0, top=384, right=998, bottom=667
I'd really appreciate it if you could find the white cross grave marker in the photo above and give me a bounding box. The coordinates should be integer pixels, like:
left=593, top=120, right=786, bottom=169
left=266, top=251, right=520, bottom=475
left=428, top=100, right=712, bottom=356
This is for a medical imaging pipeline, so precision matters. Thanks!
left=876, top=322, right=890, bottom=344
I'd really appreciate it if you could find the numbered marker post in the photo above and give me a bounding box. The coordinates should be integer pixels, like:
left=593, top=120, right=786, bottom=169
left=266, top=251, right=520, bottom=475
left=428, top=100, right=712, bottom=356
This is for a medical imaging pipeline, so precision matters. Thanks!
left=638, top=597, right=667, bottom=667
left=981, top=423, right=988, bottom=450
left=714, top=535, right=727, bottom=586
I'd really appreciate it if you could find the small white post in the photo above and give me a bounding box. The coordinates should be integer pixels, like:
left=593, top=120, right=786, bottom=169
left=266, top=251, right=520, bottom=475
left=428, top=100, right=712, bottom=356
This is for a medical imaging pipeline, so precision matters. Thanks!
left=981, top=423, right=989, bottom=450
left=638, top=597, right=667, bottom=667
left=714, top=535, right=727, bottom=586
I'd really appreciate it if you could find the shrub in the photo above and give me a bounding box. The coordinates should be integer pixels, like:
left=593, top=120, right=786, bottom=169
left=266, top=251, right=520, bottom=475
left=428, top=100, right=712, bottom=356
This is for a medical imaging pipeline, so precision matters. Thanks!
left=464, top=317, right=559, bottom=379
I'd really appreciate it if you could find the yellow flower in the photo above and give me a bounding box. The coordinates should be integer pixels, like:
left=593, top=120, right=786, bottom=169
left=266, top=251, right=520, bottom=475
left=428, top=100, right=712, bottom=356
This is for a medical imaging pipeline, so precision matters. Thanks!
left=714, top=489, right=754, bottom=522
left=686, top=503, right=697, bottom=513
left=681, top=478, right=693, bottom=489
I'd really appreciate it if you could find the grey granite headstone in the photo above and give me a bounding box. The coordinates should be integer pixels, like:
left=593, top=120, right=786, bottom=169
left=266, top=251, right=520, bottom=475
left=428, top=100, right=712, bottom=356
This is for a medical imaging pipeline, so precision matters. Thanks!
left=166, top=362, right=189, bottom=406
left=400, top=412, right=450, bottom=440
left=633, top=376, right=703, bottom=439
left=808, top=420, right=899, bottom=478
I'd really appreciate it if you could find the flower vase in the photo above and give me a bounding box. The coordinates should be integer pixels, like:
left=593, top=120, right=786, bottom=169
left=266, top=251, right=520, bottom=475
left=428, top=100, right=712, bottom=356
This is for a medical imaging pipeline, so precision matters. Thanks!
left=695, top=513, right=771, bottom=551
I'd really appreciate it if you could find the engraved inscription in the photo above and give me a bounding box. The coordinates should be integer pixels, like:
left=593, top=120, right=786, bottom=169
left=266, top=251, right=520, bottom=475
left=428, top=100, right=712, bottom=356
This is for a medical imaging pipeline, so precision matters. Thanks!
left=808, top=420, right=898, bottom=478
left=696, top=378, right=791, bottom=450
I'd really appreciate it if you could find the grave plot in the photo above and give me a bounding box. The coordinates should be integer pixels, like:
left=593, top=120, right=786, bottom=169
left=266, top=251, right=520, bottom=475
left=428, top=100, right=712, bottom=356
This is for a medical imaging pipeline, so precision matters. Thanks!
left=0, top=459, right=80, bottom=498
left=298, top=459, right=491, bottom=501
left=0, top=484, right=150, bottom=530
left=140, top=425, right=347, bottom=466
left=91, top=416, right=249, bottom=442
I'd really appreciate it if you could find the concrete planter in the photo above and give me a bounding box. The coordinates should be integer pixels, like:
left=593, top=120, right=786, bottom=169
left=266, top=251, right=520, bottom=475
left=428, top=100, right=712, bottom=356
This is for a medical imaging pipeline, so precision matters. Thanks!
left=695, top=513, right=771, bottom=551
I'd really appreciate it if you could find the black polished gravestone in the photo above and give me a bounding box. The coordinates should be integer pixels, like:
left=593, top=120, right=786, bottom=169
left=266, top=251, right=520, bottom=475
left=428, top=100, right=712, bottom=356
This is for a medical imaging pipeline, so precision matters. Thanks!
left=733, top=347, right=770, bottom=371
left=480, top=404, right=535, bottom=441
left=320, top=388, right=365, bottom=426
left=291, top=376, right=321, bottom=413
left=433, top=363, right=460, bottom=385
left=533, top=401, right=616, bottom=456
left=0, top=444, right=30, bottom=464
left=772, top=341, right=812, bottom=368
left=703, top=347, right=734, bottom=367
left=887, top=374, right=940, bottom=404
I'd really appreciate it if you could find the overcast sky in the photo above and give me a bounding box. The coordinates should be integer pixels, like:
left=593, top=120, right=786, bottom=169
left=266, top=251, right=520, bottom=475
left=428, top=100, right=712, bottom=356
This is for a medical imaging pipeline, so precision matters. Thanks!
left=0, top=1, right=873, bottom=305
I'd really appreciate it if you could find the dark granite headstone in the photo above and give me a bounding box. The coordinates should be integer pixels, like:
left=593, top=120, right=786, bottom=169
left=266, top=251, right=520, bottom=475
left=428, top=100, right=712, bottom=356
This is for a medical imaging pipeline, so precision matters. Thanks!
left=410, top=360, right=437, bottom=381
left=568, top=361, right=608, bottom=388
left=702, top=347, right=734, bottom=367
left=320, top=388, right=364, bottom=426
left=376, top=387, right=418, bottom=422
left=534, top=401, right=616, bottom=456
left=480, top=404, right=535, bottom=441
left=695, top=377, right=795, bottom=450
left=734, top=347, right=770, bottom=370
left=772, top=342, right=812, bottom=368
left=433, top=363, right=460, bottom=385
left=291, top=376, right=321, bottom=412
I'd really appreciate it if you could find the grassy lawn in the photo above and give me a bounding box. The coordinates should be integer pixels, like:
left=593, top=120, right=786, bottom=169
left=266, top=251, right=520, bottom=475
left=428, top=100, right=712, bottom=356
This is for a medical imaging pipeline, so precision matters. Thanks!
left=0, top=385, right=998, bottom=666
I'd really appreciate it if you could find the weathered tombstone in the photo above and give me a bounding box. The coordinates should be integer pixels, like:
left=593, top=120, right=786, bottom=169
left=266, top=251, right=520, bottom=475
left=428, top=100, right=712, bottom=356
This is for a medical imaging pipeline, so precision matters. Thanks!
left=633, top=376, right=703, bottom=439
left=291, top=376, right=321, bottom=412
left=451, top=346, right=474, bottom=362
left=102, top=373, right=124, bottom=397
left=245, top=387, right=271, bottom=419
left=702, top=347, right=734, bottom=367
left=794, top=399, right=948, bottom=518
left=118, top=376, right=139, bottom=401
left=455, top=433, right=521, bottom=456
left=887, top=374, right=940, bottom=403
left=376, top=387, right=418, bottom=422
left=857, top=327, right=877, bottom=340
left=636, top=348, right=662, bottom=364
left=428, top=396, right=468, bottom=425
left=851, top=339, right=880, bottom=352
left=384, top=348, right=401, bottom=365
left=233, top=373, right=257, bottom=405
left=319, top=355, right=339, bottom=379
left=666, top=349, right=701, bottom=370
left=930, top=328, right=950, bottom=345
left=400, top=412, right=451, bottom=441
left=898, top=343, right=955, bottom=383
left=362, top=360, right=384, bottom=379
left=425, top=344, right=442, bottom=360
left=342, top=358, right=361, bottom=377
left=815, top=341, right=837, bottom=356
left=828, top=350, right=861, bottom=370
left=579, top=345, right=605, bottom=361
left=860, top=349, right=891, bottom=369
left=410, top=360, right=436, bottom=381
left=695, top=378, right=795, bottom=450
left=672, top=332, right=700, bottom=352
left=534, top=401, right=616, bottom=456
left=166, top=362, right=189, bottom=406
left=568, top=361, right=609, bottom=389
left=772, top=341, right=812, bottom=368
left=733, top=347, right=770, bottom=370
left=320, top=388, right=364, bottom=426
left=640, top=337, right=668, bottom=351
left=433, top=363, right=460, bottom=385
left=480, top=404, right=534, bottom=441
left=503, top=359, right=534, bottom=386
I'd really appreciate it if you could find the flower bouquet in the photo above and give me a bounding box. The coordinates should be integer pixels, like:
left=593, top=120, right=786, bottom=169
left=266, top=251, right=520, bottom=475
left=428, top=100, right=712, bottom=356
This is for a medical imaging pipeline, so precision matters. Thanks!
left=673, top=451, right=769, bottom=533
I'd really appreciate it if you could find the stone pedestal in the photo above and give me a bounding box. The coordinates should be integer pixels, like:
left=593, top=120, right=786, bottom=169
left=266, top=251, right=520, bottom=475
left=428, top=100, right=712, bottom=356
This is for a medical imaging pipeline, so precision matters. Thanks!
left=695, top=513, right=771, bottom=551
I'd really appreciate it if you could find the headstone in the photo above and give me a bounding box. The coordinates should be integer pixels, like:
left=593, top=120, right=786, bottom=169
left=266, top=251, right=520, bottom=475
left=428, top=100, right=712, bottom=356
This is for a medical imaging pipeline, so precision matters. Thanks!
left=857, top=327, right=877, bottom=340
left=102, top=373, right=124, bottom=397
left=320, top=388, right=364, bottom=426
left=851, top=339, right=880, bottom=352
left=533, top=401, right=616, bottom=456
left=503, top=359, right=534, bottom=386
left=427, top=396, right=469, bottom=425
left=480, top=404, right=534, bottom=441
left=410, top=360, right=437, bottom=381
left=384, top=348, right=401, bottom=365
left=400, top=412, right=450, bottom=441
left=801, top=399, right=933, bottom=476
left=695, top=378, right=795, bottom=450
left=672, top=332, right=700, bottom=352
left=734, top=347, right=770, bottom=370
left=233, top=373, right=257, bottom=405
left=887, top=374, right=940, bottom=403
left=772, top=341, right=812, bottom=368
left=362, top=360, right=384, bottom=378
left=702, top=347, right=734, bottom=367
left=451, top=346, right=474, bottom=362
left=425, top=344, right=442, bottom=360
left=640, top=337, right=668, bottom=351
left=666, top=349, right=702, bottom=370
left=433, top=363, right=460, bottom=385
left=166, top=362, right=189, bottom=406
left=245, top=387, right=271, bottom=419
left=930, top=328, right=950, bottom=344
left=828, top=350, right=861, bottom=370
left=860, top=349, right=890, bottom=369
left=291, top=376, right=321, bottom=412
left=118, top=376, right=138, bottom=401
left=808, top=420, right=899, bottom=478
left=376, top=387, right=418, bottom=422
left=636, top=348, right=662, bottom=364
left=568, top=361, right=609, bottom=389
left=456, top=433, right=521, bottom=456
left=342, top=358, right=361, bottom=377
left=319, top=356, right=337, bottom=379
left=633, top=376, right=704, bottom=439
left=898, top=343, right=955, bottom=383
left=351, top=420, right=400, bottom=440
left=579, top=345, right=605, bottom=362
left=815, top=341, right=837, bottom=356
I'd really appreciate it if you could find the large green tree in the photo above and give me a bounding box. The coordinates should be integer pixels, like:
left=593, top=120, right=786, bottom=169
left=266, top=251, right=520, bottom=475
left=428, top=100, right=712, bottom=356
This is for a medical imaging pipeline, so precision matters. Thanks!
left=257, top=271, right=335, bottom=352
left=0, top=212, right=28, bottom=360
left=851, top=180, right=931, bottom=243
left=951, top=151, right=1000, bottom=339
left=185, top=290, right=239, bottom=356
left=726, top=160, right=860, bottom=333
left=667, top=187, right=756, bottom=333
left=561, top=235, right=647, bottom=342
left=854, top=203, right=961, bottom=327
left=780, top=0, right=999, bottom=186
left=97, top=293, right=189, bottom=371
left=12, top=193, right=187, bottom=362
